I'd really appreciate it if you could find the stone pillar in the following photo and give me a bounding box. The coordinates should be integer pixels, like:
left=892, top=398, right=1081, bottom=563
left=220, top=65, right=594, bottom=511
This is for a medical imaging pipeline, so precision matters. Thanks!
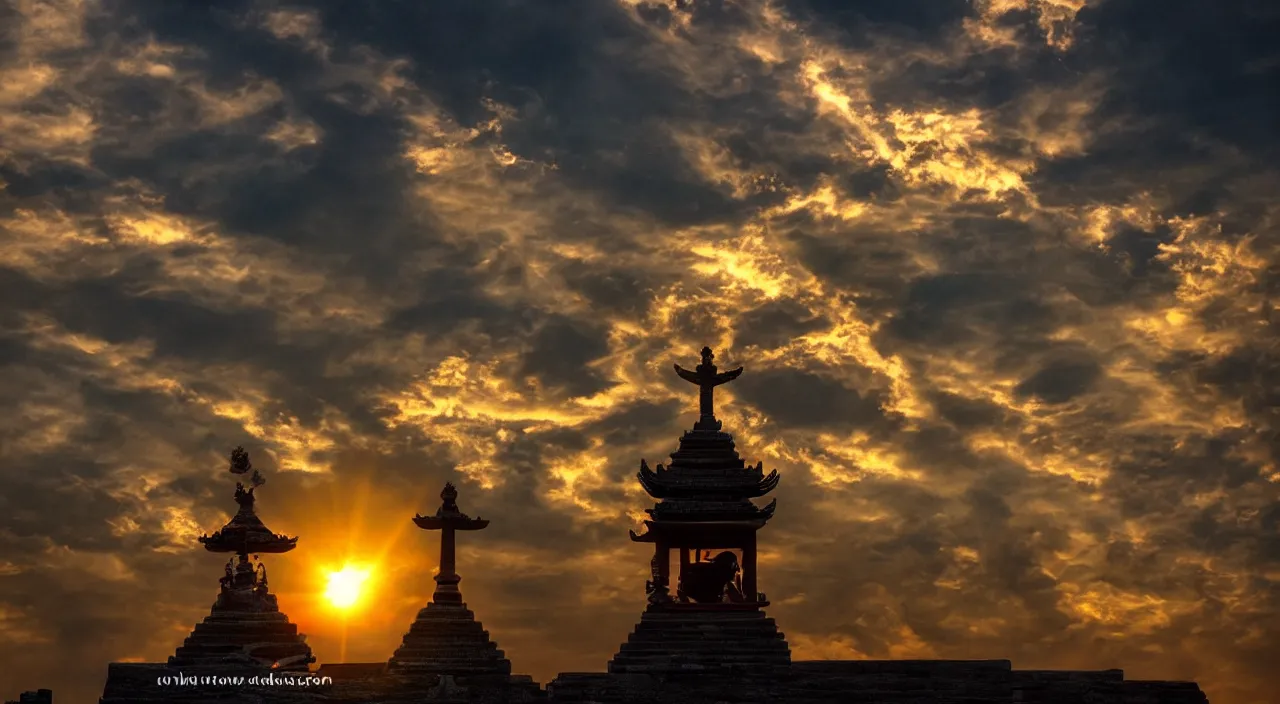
left=656, top=541, right=670, bottom=586
left=434, top=526, right=462, bottom=603
left=742, top=533, right=757, bottom=601
left=697, top=383, right=716, bottom=428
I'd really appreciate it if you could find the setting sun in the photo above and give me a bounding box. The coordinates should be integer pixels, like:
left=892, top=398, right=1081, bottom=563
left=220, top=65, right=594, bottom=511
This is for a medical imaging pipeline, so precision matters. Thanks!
left=324, top=566, right=371, bottom=610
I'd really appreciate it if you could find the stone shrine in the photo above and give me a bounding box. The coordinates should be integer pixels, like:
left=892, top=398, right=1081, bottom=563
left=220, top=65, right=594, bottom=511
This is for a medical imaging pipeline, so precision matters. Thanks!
left=385, top=482, right=540, bottom=696
left=607, top=346, right=790, bottom=676
left=171, top=447, right=314, bottom=671
left=99, top=448, right=315, bottom=703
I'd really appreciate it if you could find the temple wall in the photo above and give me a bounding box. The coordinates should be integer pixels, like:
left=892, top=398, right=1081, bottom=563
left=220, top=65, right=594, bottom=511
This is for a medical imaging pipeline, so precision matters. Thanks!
left=3, top=690, right=51, bottom=704
left=545, top=661, right=1211, bottom=704
left=787, top=660, right=1013, bottom=703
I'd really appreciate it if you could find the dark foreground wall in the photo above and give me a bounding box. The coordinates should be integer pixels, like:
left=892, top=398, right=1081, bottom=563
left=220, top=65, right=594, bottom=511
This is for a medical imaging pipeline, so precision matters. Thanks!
left=548, top=660, right=1210, bottom=704
left=100, top=659, right=1210, bottom=704
left=100, top=663, right=542, bottom=703
left=3, top=690, right=51, bottom=704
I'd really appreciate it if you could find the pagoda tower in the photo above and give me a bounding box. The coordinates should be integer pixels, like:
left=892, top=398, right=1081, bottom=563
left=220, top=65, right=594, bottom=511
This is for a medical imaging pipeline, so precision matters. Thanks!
left=170, top=447, right=314, bottom=670
left=388, top=482, right=538, bottom=694
left=608, top=346, right=791, bottom=676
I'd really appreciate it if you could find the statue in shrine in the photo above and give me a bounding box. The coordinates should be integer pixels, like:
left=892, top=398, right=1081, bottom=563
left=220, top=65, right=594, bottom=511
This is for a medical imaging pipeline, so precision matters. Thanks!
left=234, top=481, right=254, bottom=509
left=678, top=551, right=743, bottom=603
left=254, top=558, right=269, bottom=596
left=219, top=558, right=234, bottom=592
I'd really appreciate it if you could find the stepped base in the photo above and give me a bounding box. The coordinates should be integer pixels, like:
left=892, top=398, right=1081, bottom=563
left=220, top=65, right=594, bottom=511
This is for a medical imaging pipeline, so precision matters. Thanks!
left=387, top=600, right=515, bottom=680
left=607, top=604, right=791, bottom=676
left=166, top=588, right=313, bottom=670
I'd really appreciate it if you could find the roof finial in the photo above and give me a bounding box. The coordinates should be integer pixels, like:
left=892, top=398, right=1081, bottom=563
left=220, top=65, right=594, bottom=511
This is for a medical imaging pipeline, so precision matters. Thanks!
left=673, top=346, right=743, bottom=431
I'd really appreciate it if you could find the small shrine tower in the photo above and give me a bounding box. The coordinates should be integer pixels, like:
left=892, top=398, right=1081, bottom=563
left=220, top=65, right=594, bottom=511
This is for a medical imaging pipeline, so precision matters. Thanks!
left=388, top=482, right=539, bottom=695
left=172, top=447, right=314, bottom=670
left=609, top=347, right=790, bottom=675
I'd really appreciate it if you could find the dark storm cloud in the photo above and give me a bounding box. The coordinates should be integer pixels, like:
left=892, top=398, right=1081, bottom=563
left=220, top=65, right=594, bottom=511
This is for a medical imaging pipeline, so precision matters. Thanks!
left=1073, top=0, right=1280, bottom=158
left=0, top=159, right=109, bottom=203
left=559, top=264, right=658, bottom=318
left=581, top=398, right=682, bottom=452
left=885, top=272, right=1056, bottom=346
left=1013, top=359, right=1102, bottom=405
left=735, top=299, right=828, bottom=350
left=1027, top=0, right=1280, bottom=215
left=291, top=0, right=758, bottom=226
left=780, top=0, right=974, bottom=41
left=517, top=316, right=614, bottom=398
left=733, top=366, right=892, bottom=431
left=930, top=391, right=1011, bottom=430
left=14, top=274, right=400, bottom=435
left=782, top=227, right=916, bottom=311
left=0, top=469, right=127, bottom=551
left=490, top=426, right=593, bottom=480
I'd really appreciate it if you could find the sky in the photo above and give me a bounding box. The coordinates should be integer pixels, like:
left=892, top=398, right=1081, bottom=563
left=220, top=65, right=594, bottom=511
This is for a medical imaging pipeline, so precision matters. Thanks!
left=0, top=1, right=1277, bottom=703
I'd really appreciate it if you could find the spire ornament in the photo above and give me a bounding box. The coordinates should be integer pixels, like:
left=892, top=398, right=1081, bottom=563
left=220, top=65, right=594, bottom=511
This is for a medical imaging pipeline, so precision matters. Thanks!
left=673, top=346, right=743, bottom=431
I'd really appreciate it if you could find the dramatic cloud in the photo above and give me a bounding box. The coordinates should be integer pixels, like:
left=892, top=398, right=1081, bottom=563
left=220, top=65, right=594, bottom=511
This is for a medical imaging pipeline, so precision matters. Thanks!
left=1, top=0, right=1276, bottom=702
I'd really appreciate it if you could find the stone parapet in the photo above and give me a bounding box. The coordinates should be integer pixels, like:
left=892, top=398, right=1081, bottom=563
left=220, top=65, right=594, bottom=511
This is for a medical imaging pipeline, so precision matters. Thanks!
left=1013, top=669, right=1124, bottom=702
left=1123, top=680, right=1211, bottom=703
left=3, top=690, right=52, bottom=704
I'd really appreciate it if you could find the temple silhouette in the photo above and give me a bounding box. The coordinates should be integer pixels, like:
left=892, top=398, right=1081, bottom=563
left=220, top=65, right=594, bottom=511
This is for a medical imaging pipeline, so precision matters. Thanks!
left=84, top=348, right=1211, bottom=703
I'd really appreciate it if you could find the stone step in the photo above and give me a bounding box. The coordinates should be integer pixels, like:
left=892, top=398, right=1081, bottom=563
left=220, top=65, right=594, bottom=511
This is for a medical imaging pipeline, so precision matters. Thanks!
left=620, top=634, right=791, bottom=648
left=408, top=611, right=481, bottom=622
left=614, top=646, right=792, bottom=658
left=392, top=647, right=507, bottom=660
left=387, top=660, right=514, bottom=675
left=629, top=629, right=784, bottom=638
left=397, top=628, right=495, bottom=638
left=608, top=661, right=790, bottom=675
left=628, top=626, right=787, bottom=640
left=394, top=641, right=502, bottom=652
left=611, top=645, right=783, bottom=655
left=183, top=630, right=302, bottom=644
left=190, top=624, right=295, bottom=635
left=635, top=611, right=776, bottom=621
left=617, top=645, right=791, bottom=658
left=172, top=640, right=311, bottom=654
left=627, top=633, right=788, bottom=643
left=634, top=612, right=779, bottom=623
left=177, top=639, right=309, bottom=653
left=404, top=627, right=488, bottom=637
left=412, top=605, right=477, bottom=618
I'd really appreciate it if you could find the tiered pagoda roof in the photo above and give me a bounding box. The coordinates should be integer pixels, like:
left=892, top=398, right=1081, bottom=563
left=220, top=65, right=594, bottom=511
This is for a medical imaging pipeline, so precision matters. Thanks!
left=634, top=436, right=778, bottom=525
left=196, top=485, right=298, bottom=555
left=630, top=347, right=779, bottom=537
